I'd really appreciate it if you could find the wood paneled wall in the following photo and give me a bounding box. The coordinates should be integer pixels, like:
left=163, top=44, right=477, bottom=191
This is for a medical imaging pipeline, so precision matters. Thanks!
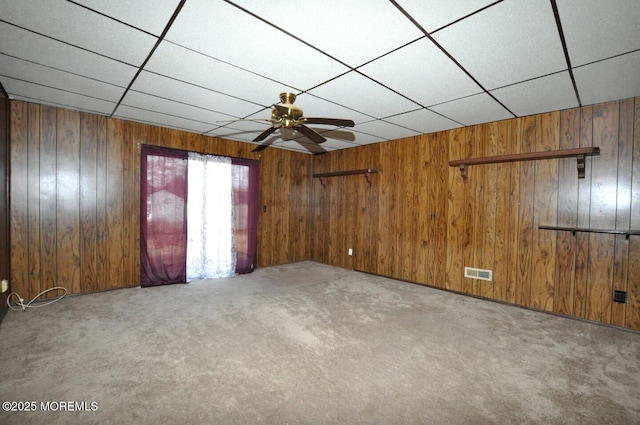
left=312, top=97, right=640, bottom=331
left=0, top=88, right=9, bottom=321
left=8, top=97, right=640, bottom=331
left=9, top=100, right=311, bottom=301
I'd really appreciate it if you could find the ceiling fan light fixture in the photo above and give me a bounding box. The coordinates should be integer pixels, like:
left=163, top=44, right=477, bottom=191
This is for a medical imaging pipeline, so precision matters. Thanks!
left=252, top=92, right=354, bottom=154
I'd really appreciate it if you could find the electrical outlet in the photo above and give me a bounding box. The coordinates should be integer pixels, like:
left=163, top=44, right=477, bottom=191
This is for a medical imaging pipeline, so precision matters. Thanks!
left=348, top=248, right=353, bottom=256
left=1, top=279, right=8, bottom=293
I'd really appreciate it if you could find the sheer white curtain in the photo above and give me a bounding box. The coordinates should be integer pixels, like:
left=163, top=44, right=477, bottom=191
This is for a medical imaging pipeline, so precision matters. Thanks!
left=186, top=153, right=236, bottom=280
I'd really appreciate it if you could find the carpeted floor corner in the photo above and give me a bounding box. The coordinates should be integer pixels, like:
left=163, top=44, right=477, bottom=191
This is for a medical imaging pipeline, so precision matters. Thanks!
left=1, top=261, right=639, bottom=424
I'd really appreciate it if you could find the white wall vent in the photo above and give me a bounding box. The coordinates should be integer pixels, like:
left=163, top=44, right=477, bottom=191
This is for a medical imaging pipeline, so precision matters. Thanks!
left=464, top=267, right=493, bottom=281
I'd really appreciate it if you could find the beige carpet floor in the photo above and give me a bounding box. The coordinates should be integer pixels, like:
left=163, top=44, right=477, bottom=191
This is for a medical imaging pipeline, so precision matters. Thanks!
left=0, top=261, right=639, bottom=424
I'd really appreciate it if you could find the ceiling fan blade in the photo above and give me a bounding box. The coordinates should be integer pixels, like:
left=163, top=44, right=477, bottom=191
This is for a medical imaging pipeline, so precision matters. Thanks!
left=296, top=139, right=327, bottom=155
left=253, top=126, right=277, bottom=142
left=304, top=117, right=355, bottom=127
left=252, top=142, right=272, bottom=152
left=296, top=124, right=326, bottom=144
left=309, top=128, right=355, bottom=142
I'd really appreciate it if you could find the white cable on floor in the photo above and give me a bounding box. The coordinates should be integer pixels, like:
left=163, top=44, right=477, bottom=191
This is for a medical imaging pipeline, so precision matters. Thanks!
left=6, top=287, right=67, bottom=311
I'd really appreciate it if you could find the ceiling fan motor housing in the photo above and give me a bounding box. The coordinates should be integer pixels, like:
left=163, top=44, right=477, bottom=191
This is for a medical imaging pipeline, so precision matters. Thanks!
left=273, top=92, right=304, bottom=128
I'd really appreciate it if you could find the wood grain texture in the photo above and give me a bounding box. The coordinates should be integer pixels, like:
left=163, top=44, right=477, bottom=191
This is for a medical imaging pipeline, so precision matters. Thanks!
left=39, top=106, right=58, bottom=298
left=0, top=92, right=8, bottom=317
left=585, top=102, right=619, bottom=323
left=480, top=123, right=497, bottom=298
left=434, top=132, right=449, bottom=287
left=26, top=104, right=42, bottom=300
left=80, top=112, right=99, bottom=292
left=530, top=112, right=558, bottom=311
left=310, top=97, right=640, bottom=331
left=377, top=141, right=396, bottom=277
left=462, top=126, right=480, bottom=295
left=8, top=97, right=640, bottom=331
left=574, top=106, right=594, bottom=319
left=627, top=99, right=640, bottom=329
left=106, top=119, right=124, bottom=288
left=493, top=120, right=512, bottom=302
left=8, top=101, right=311, bottom=299
left=612, top=98, right=634, bottom=327
left=445, top=128, right=465, bottom=293
left=9, top=102, right=29, bottom=299
left=516, top=115, right=536, bottom=307
left=554, top=107, right=580, bottom=315
left=352, top=145, right=380, bottom=273
left=56, top=109, right=81, bottom=294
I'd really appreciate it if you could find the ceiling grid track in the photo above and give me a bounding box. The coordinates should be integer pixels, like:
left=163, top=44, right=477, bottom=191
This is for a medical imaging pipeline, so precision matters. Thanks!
left=388, top=0, right=516, bottom=119
left=550, top=0, right=582, bottom=107
left=0, top=1, right=637, bottom=153
left=109, top=0, right=188, bottom=117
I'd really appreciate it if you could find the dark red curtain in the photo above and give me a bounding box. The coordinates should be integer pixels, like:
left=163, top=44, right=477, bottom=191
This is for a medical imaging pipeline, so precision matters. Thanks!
left=232, top=158, right=260, bottom=273
left=141, top=147, right=259, bottom=285
left=140, top=145, right=188, bottom=286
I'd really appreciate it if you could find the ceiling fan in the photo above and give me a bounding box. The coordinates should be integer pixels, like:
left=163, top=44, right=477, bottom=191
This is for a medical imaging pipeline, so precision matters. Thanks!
left=250, top=92, right=355, bottom=154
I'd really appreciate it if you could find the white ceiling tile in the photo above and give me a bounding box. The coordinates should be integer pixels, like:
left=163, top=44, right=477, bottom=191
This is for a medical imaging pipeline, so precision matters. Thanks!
left=0, top=0, right=636, bottom=152
left=384, top=109, right=463, bottom=135
left=433, top=0, right=567, bottom=89
left=556, top=0, right=640, bottom=67
left=0, top=22, right=138, bottom=87
left=215, top=119, right=271, bottom=133
left=318, top=139, right=360, bottom=150
left=114, top=105, right=214, bottom=134
left=354, top=120, right=419, bottom=140
left=144, top=42, right=297, bottom=107
left=119, top=91, right=233, bottom=127
left=430, top=93, right=514, bottom=126
left=131, top=71, right=263, bottom=118
left=491, top=71, right=579, bottom=117
left=230, top=0, right=424, bottom=67
left=358, top=38, right=482, bottom=107
left=298, top=139, right=359, bottom=153
left=206, top=120, right=272, bottom=143
left=573, top=51, right=640, bottom=106
left=308, top=71, right=421, bottom=119
left=1, top=0, right=157, bottom=65
left=164, top=0, right=348, bottom=90
left=0, top=54, right=125, bottom=102
left=72, top=0, right=182, bottom=36
left=268, top=140, right=311, bottom=154
left=349, top=132, right=389, bottom=146
left=395, top=0, right=498, bottom=32
left=2, top=77, right=116, bottom=115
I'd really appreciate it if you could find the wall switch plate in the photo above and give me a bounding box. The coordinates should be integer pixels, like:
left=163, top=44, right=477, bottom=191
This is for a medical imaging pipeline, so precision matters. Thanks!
left=1, top=279, right=8, bottom=293
left=348, top=248, right=353, bottom=256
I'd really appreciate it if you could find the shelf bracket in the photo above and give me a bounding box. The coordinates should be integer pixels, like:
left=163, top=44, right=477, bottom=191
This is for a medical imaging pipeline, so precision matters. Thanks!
left=318, top=177, right=326, bottom=188
left=576, top=154, right=585, bottom=179
left=458, top=164, right=467, bottom=182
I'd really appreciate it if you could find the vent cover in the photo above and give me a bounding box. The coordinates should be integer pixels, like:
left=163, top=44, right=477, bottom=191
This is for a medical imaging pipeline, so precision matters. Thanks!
left=464, top=267, right=493, bottom=281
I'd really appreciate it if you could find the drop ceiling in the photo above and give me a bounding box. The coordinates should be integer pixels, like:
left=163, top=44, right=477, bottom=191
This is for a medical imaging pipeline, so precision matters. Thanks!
left=1, top=0, right=639, bottom=154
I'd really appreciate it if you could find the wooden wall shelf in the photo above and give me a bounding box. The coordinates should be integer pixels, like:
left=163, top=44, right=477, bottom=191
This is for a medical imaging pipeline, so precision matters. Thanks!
left=450, top=147, right=600, bottom=181
left=313, top=168, right=379, bottom=188
left=539, top=225, right=640, bottom=239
